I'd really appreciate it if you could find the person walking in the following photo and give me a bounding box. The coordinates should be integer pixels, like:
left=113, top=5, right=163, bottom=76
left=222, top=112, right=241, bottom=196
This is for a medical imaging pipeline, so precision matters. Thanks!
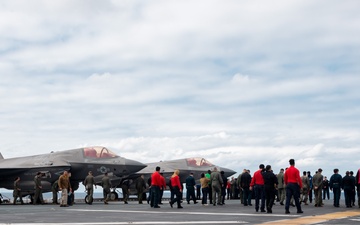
left=250, top=164, right=266, bottom=212
left=185, top=172, right=198, bottom=204
left=169, top=169, right=183, bottom=209
left=159, top=173, right=166, bottom=205
left=51, top=179, right=59, bottom=204
left=262, top=165, right=278, bottom=213
left=342, top=171, right=355, bottom=208
left=150, top=166, right=162, bottom=208
left=33, top=172, right=44, bottom=205
left=135, top=175, right=146, bottom=204
left=277, top=168, right=285, bottom=205
left=101, top=172, right=112, bottom=204
left=121, top=179, right=130, bottom=204
left=83, top=171, right=96, bottom=205
left=284, top=159, right=303, bottom=214
left=13, top=177, right=24, bottom=205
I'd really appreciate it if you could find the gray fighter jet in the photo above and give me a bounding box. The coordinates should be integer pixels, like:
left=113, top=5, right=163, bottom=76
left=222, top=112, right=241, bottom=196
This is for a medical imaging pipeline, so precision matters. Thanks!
left=120, top=157, right=236, bottom=197
left=0, top=146, right=146, bottom=198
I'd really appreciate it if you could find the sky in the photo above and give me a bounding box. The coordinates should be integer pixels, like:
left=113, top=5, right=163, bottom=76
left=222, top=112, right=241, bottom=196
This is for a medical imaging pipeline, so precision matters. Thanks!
left=1, top=0, right=360, bottom=179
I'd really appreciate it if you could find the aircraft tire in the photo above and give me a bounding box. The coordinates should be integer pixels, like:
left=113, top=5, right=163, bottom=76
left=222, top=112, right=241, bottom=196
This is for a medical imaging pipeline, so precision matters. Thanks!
left=84, top=195, right=93, bottom=204
left=110, top=192, right=118, bottom=201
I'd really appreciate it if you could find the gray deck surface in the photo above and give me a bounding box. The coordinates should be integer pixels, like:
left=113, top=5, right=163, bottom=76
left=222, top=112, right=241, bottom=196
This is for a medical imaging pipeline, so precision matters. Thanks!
left=1, top=198, right=360, bottom=225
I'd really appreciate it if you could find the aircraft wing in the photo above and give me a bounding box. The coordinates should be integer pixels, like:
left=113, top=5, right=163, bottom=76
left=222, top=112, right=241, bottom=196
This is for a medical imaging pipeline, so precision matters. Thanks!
left=0, top=154, right=71, bottom=177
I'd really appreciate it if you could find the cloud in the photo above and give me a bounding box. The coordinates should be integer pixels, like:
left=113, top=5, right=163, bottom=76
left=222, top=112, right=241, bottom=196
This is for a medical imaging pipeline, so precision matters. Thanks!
left=0, top=0, right=359, bottom=180
left=231, top=73, right=251, bottom=85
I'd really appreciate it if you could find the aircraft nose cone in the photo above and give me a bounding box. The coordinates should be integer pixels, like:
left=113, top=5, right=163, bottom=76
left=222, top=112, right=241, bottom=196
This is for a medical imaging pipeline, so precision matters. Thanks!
left=220, top=167, right=237, bottom=177
left=124, top=158, right=147, bottom=174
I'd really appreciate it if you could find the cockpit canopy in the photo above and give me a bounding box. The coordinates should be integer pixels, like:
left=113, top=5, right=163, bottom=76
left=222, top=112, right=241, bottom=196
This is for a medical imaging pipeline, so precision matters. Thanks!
left=83, top=146, right=118, bottom=159
left=186, top=157, right=214, bottom=167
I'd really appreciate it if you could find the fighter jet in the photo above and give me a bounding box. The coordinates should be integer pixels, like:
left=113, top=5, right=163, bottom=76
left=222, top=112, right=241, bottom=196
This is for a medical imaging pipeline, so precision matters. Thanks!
left=0, top=146, right=146, bottom=199
left=120, top=157, right=236, bottom=196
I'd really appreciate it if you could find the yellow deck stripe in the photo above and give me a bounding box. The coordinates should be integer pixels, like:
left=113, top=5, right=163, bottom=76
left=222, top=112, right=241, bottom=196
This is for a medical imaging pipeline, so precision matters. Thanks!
left=259, top=210, right=360, bottom=225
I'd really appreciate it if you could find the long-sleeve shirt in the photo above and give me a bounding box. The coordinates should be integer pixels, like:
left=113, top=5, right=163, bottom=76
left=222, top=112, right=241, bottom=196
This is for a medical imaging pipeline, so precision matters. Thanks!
left=160, top=176, right=166, bottom=189
left=284, top=166, right=302, bottom=189
left=329, top=173, right=342, bottom=189
left=151, top=171, right=162, bottom=187
left=200, top=177, right=210, bottom=188
left=250, top=169, right=264, bottom=187
left=170, top=175, right=182, bottom=190
left=58, top=174, right=70, bottom=189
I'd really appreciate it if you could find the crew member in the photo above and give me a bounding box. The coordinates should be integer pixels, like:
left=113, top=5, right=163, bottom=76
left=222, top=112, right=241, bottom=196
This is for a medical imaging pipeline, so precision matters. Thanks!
left=150, top=166, right=162, bottom=208
left=284, top=159, right=303, bottom=214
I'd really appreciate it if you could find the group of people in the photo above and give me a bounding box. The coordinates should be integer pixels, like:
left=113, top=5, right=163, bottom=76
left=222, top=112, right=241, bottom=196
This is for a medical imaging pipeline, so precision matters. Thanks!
left=12, top=171, right=74, bottom=206
left=11, top=161, right=360, bottom=214
left=12, top=172, right=53, bottom=205
left=233, top=159, right=360, bottom=214
left=145, top=166, right=229, bottom=209
left=143, top=159, right=360, bottom=215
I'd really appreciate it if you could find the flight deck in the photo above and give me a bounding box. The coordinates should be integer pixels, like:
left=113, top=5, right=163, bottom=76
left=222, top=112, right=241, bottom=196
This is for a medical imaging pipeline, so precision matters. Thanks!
left=1, top=198, right=360, bottom=225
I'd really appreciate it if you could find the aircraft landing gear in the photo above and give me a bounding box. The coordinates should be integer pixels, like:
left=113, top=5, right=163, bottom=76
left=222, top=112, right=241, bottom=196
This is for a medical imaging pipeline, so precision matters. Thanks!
left=84, top=194, right=93, bottom=204
left=110, top=191, right=118, bottom=201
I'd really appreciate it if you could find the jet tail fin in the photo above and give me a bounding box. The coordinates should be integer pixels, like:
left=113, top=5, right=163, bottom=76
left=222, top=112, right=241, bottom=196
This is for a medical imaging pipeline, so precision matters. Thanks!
left=0, top=152, right=3, bottom=160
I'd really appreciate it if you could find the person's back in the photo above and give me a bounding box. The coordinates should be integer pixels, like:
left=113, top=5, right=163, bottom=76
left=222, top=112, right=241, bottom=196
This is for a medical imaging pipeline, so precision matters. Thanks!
left=313, top=172, right=323, bottom=189
left=84, top=174, right=95, bottom=187
left=210, top=168, right=223, bottom=205
left=343, top=174, right=355, bottom=188
left=284, top=159, right=303, bottom=214
left=263, top=165, right=278, bottom=213
left=51, top=180, right=59, bottom=204
left=263, top=170, right=277, bottom=189
left=330, top=169, right=342, bottom=207
left=276, top=169, right=285, bottom=205
left=277, top=171, right=284, bottom=188
left=343, top=172, right=355, bottom=207
left=210, top=170, right=222, bottom=186
left=241, top=172, right=251, bottom=188
left=185, top=173, right=197, bottom=204
left=301, top=175, right=309, bottom=189
left=186, top=175, right=195, bottom=187
left=300, top=173, right=310, bottom=205
left=101, top=176, right=111, bottom=189
left=150, top=167, right=162, bottom=208
left=250, top=164, right=266, bottom=213
left=101, top=173, right=111, bottom=204
left=312, top=169, right=323, bottom=207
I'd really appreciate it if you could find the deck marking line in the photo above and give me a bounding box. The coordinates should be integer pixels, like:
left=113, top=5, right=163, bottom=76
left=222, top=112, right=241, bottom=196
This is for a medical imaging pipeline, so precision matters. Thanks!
left=69, top=209, right=299, bottom=218
left=258, top=210, right=360, bottom=225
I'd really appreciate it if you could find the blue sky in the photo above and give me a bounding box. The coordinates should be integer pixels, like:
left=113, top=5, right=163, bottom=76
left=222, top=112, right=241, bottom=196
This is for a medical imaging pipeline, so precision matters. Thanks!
left=1, top=0, right=360, bottom=178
